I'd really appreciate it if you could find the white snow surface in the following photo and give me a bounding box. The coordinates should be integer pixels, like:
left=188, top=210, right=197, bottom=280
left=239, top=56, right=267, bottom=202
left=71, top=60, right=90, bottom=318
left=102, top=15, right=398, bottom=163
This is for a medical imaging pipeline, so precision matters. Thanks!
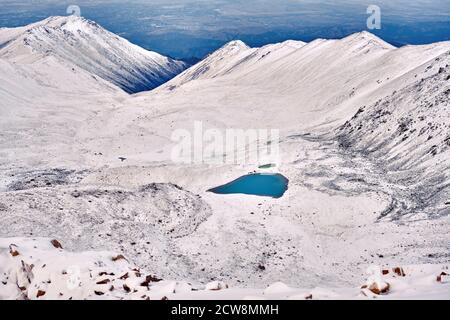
left=1, top=18, right=450, bottom=300
left=1, top=238, right=449, bottom=300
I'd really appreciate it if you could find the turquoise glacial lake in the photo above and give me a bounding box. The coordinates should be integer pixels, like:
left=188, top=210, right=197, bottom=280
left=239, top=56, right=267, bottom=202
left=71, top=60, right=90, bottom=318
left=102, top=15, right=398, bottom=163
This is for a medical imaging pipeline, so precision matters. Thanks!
left=208, top=173, right=289, bottom=198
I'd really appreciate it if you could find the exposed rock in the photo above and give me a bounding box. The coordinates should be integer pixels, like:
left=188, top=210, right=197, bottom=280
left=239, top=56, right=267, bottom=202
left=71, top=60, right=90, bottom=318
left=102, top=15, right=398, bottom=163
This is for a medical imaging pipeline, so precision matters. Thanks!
left=368, top=281, right=390, bottom=295
left=50, top=239, right=63, bottom=249
left=112, top=254, right=127, bottom=262
left=393, top=267, right=406, bottom=277
left=9, top=244, right=19, bottom=257
left=96, top=279, right=111, bottom=285
left=36, top=290, right=46, bottom=298
left=437, top=272, right=449, bottom=283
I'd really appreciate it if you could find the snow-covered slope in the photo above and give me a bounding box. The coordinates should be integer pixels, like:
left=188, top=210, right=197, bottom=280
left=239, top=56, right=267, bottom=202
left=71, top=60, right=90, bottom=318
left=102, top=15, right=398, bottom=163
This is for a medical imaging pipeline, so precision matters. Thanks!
left=169, top=39, right=306, bottom=86
left=0, top=53, right=126, bottom=171
left=337, top=50, right=450, bottom=219
left=0, top=16, right=188, bottom=93
left=151, top=32, right=450, bottom=132
left=0, top=52, right=120, bottom=104
left=2, top=238, right=449, bottom=300
left=338, top=51, right=450, bottom=171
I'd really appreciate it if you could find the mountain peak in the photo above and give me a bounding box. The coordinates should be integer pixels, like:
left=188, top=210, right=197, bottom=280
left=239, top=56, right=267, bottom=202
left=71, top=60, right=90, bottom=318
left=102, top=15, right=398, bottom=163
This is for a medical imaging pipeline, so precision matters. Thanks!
left=342, top=31, right=395, bottom=50
left=35, top=15, right=101, bottom=33
left=0, top=16, right=188, bottom=93
left=200, top=40, right=251, bottom=62
left=274, top=40, right=307, bottom=50
left=219, top=40, right=250, bottom=52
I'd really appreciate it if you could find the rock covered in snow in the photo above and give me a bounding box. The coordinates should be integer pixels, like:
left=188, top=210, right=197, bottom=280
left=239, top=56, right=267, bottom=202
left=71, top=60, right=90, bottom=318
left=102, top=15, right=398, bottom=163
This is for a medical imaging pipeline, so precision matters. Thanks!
left=0, top=237, right=167, bottom=300
left=205, top=281, right=229, bottom=291
left=1, top=238, right=450, bottom=300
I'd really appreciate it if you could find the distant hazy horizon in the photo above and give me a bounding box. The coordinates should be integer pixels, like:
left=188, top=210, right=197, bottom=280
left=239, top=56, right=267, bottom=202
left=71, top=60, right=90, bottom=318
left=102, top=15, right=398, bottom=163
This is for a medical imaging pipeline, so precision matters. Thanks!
left=1, top=0, right=449, bottom=59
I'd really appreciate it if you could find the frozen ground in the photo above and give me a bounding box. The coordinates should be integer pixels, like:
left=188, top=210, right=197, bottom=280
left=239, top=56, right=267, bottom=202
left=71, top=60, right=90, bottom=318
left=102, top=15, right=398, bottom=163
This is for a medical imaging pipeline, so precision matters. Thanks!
left=1, top=238, right=449, bottom=300
left=1, top=17, right=450, bottom=299
left=1, top=133, right=449, bottom=291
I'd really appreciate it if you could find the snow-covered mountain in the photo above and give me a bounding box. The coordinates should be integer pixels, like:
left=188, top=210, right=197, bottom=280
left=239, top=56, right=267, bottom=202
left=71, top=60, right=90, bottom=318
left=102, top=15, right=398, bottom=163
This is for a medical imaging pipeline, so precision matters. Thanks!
left=168, top=39, right=306, bottom=86
left=1, top=18, right=450, bottom=300
left=0, top=16, right=188, bottom=93
left=152, top=32, right=450, bottom=169
left=161, top=32, right=449, bottom=130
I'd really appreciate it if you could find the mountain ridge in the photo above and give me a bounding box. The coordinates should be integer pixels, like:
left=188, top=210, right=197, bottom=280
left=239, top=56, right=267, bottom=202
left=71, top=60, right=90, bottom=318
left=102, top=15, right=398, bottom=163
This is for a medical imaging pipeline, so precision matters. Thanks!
left=0, top=16, right=188, bottom=94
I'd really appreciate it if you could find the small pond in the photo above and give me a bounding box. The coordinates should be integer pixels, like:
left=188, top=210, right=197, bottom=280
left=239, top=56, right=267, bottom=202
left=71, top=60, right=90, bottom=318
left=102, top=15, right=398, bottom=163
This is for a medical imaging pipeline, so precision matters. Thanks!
left=208, top=173, right=289, bottom=198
